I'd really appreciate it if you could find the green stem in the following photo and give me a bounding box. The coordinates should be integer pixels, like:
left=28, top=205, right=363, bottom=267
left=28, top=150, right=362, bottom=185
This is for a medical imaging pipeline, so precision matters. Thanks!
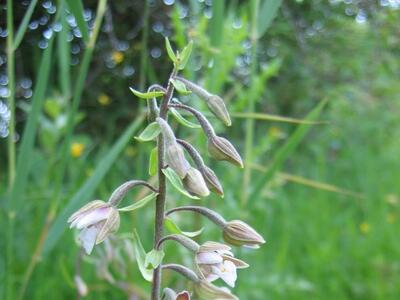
left=241, top=0, right=259, bottom=207
left=7, top=0, right=15, bottom=189
left=151, top=67, right=177, bottom=300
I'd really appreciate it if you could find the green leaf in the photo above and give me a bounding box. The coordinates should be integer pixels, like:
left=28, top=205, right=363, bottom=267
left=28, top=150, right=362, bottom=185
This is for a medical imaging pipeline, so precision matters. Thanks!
left=132, top=229, right=153, bottom=282
left=165, top=37, right=177, bottom=63
left=162, top=168, right=199, bottom=199
left=13, top=0, right=39, bottom=50
left=149, top=147, right=158, bottom=176
left=118, top=192, right=158, bottom=212
left=250, top=99, right=328, bottom=201
left=129, top=87, right=165, bottom=99
left=257, top=0, right=282, bottom=38
left=170, top=108, right=201, bottom=129
left=145, top=249, right=165, bottom=270
left=178, top=40, right=193, bottom=70
left=135, top=122, right=161, bottom=142
left=65, top=0, right=89, bottom=43
left=43, top=116, right=144, bottom=254
left=170, top=79, right=191, bottom=95
left=164, top=217, right=204, bottom=238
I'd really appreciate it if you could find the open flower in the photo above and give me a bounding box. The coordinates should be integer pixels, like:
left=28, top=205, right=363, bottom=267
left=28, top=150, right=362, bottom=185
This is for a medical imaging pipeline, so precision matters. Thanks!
left=68, top=200, right=120, bottom=254
left=195, top=242, right=248, bottom=287
left=223, top=220, right=265, bottom=249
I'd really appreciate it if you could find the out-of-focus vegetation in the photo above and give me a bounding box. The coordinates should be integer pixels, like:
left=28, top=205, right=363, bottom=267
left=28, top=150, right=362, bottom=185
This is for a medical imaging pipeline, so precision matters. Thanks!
left=1, top=0, right=400, bottom=299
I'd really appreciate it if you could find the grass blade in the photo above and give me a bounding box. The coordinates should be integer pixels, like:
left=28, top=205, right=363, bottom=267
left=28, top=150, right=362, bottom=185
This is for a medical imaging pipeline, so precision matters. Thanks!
left=249, top=99, right=328, bottom=201
left=231, top=112, right=327, bottom=124
left=57, top=2, right=71, bottom=98
left=65, top=0, right=89, bottom=43
left=43, top=115, right=144, bottom=254
left=13, top=0, right=39, bottom=50
left=256, top=0, right=282, bottom=38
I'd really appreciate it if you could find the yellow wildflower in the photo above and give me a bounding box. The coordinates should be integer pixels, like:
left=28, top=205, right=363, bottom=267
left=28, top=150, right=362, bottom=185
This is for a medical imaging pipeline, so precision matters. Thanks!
left=386, top=213, right=396, bottom=224
left=98, top=93, right=111, bottom=106
left=112, top=51, right=124, bottom=64
left=125, top=146, right=136, bottom=157
left=359, top=222, right=370, bottom=235
left=71, top=142, right=85, bottom=158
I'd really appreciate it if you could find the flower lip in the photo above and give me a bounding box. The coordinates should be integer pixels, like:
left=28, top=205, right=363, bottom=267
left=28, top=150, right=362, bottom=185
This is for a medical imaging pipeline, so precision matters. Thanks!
left=195, top=241, right=248, bottom=288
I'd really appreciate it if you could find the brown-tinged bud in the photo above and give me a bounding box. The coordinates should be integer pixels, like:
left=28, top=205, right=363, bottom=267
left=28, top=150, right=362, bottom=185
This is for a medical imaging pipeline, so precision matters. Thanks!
left=165, top=143, right=191, bottom=178
left=207, top=136, right=243, bottom=168
left=175, top=77, right=231, bottom=126
left=206, top=95, right=231, bottom=126
left=222, top=220, right=265, bottom=249
left=182, top=167, right=210, bottom=197
left=201, top=166, right=224, bottom=196
left=68, top=200, right=120, bottom=254
left=194, top=280, right=238, bottom=300
left=157, top=117, right=191, bottom=178
left=74, top=275, right=88, bottom=297
left=163, top=288, right=191, bottom=300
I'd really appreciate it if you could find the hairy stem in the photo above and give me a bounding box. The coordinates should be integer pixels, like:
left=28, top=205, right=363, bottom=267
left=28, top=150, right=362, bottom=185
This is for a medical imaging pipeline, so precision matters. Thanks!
left=151, top=68, right=177, bottom=300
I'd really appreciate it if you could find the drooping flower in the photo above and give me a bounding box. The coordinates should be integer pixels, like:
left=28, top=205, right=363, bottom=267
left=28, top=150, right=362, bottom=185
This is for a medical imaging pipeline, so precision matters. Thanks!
left=68, top=200, right=120, bottom=254
left=70, top=142, right=85, bottom=158
left=163, top=288, right=191, bottom=300
left=223, top=220, right=265, bottom=249
left=207, top=136, right=243, bottom=168
left=195, top=241, right=248, bottom=288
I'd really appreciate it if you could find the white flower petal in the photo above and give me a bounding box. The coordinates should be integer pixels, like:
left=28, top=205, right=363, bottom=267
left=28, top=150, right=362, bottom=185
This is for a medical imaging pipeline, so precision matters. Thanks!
left=76, top=207, right=111, bottom=229
left=205, top=273, right=219, bottom=282
left=197, top=252, right=223, bottom=265
left=212, top=261, right=237, bottom=288
left=79, top=226, right=99, bottom=254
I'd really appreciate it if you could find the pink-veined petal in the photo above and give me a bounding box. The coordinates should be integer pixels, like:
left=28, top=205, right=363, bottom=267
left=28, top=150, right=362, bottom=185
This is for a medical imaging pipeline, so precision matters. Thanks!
left=212, top=261, right=237, bottom=288
left=76, top=207, right=111, bottom=229
left=197, top=252, right=223, bottom=265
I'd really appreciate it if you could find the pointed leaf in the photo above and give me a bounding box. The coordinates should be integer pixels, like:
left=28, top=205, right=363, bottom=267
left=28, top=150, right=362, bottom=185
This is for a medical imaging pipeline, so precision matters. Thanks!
left=164, top=217, right=204, bottom=238
left=165, top=37, right=178, bottom=63
left=149, top=147, right=158, bottom=176
left=170, top=108, right=201, bottom=129
left=162, top=168, right=199, bottom=199
left=135, top=122, right=161, bottom=142
left=178, top=40, right=193, bottom=70
left=170, top=79, right=192, bottom=95
left=118, top=192, right=158, bottom=212
left=145, top=249, right=165, bottom=270
left=130, top=87, right=165, bottom=99
left=132, top=229, right=153, bottom=282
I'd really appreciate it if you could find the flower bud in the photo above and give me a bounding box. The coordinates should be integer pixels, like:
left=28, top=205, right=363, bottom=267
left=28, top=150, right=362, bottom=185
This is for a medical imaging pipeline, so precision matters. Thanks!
left=165, top=143, right=191, bottom=178
left=183, top=167, right=210, bottom=198
left=207, top=136, right=243, bottom=168
left=194, top=280, right=238, bottom=300
left=222, top=220, right=265, bottom=249
left=174, top=77, right=231, bottom=126
left=163, top=288, right=191, bottom=300
left=68, top=200, right=120, bottom=254
left=201, top=166, right=224, bottom=197
left=206, top=95, right=231, bottom=126
left=74, top=275, right=88, bottom=297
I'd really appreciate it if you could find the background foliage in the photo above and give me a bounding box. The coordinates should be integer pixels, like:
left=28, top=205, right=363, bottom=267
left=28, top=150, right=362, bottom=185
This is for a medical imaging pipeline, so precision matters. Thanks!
left=1, top=0, right=400, bottom=299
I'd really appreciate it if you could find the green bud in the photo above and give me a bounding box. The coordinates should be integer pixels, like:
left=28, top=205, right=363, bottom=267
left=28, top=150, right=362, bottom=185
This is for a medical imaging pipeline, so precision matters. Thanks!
left=183, top=167, right=210, bottom=198
left=222, top=220, right=265, bottom=249
left=207, top=136, right=243, bottom=168
left=201, top=166, right=224, bottom=197
left=206, top=95, right=231, bottom=126
left=165, top=143, right=191, bottom=179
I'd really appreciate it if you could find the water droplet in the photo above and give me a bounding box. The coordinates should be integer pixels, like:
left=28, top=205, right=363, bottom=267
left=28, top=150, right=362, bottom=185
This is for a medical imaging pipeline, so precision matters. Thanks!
left=84, top=9, right=93, bottom=21
left=151, top=48, right=162, bottom=58
left=71, top=44, right=80, bottom=54
left=52, top=22, right=62, bottom=32
left=117, top=41, right=129, bottom=51
left=23, top=89, right=33, bottom=99
left=0, top=29, right=8, bottom=38
left=204, top=7, right=212, bottom=19
left=20, top=78, right=32, bottom=89
left=42, top=1, right=52, bottom=9
left=67, top=15, right=77, bottom=27
left=0, top=75, right=8, bottom=86
left=73, top=28, right=82, bottom=38
left=39, top=15, right=50, bottom=26
left=38, top=40, right=48, bottom=49
left=163, top=0, right=175, bottom=5
left=0, top=87, right=10, bottom=98
left=43, top=28, right=53, bottom=40
left=152, top=22, right=164, bottom=33
left=122, top=65, right=135, bottom=77
left=47, top=5, right=57, bottom=14
left=233, top=18, right=242, bottom=29
left=29, top=21, right=39, bottom=30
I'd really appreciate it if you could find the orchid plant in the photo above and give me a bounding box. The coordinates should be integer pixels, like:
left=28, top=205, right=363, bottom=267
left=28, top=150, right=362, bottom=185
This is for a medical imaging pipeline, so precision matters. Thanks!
left=68, top=39, right=265, bottom=300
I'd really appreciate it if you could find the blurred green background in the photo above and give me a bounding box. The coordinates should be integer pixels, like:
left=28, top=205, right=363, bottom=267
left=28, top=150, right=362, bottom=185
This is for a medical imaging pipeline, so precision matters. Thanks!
left=1, top=0, right=400, bottom=299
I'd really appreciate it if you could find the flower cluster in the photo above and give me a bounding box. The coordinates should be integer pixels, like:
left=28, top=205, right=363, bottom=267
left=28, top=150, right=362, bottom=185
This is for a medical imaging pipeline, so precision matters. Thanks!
left=68, top=39, right=265, bottom=300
